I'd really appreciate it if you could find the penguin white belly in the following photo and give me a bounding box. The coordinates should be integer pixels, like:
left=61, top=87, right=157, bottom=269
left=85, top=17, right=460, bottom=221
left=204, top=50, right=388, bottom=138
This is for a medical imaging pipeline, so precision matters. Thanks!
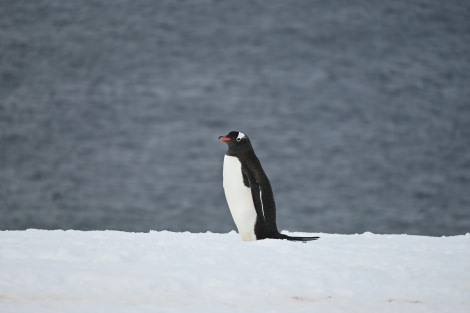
left=222, top=155, right=258, bottom=241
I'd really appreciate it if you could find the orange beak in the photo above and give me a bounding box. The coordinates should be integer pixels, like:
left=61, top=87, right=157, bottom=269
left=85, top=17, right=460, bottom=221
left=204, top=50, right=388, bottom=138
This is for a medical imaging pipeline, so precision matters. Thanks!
left=219, top=136, right=231, bottom=142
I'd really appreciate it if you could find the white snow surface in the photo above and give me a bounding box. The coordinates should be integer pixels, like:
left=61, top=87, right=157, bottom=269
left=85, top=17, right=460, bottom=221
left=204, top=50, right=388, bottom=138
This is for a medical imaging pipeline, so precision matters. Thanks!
left=1, top=230, right=469, bottom=313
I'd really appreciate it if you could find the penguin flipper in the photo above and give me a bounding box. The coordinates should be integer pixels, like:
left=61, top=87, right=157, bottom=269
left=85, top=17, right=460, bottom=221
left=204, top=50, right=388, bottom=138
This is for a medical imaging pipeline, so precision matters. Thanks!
left=242, top=167, right=266, bottom=223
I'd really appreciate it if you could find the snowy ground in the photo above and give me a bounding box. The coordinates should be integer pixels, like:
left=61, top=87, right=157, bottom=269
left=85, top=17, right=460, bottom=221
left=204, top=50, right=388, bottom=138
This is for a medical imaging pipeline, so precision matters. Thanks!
left=1, top=230, right=469, bottom=313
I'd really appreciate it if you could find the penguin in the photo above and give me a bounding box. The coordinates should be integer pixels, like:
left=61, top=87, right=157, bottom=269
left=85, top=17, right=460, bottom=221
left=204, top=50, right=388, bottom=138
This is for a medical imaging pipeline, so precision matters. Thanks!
left=219, top=130, right=319, bottom=242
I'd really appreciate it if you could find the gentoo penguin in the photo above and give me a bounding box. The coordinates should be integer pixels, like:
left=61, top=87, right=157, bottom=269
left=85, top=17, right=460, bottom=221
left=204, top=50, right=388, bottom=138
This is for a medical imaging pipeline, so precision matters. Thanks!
left=219, top=130, right=319, bottom=242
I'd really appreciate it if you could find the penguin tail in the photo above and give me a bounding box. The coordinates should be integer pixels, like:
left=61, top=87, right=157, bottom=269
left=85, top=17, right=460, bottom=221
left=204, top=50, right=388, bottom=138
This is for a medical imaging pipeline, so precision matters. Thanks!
left=279, top=233, right=320, bottom=242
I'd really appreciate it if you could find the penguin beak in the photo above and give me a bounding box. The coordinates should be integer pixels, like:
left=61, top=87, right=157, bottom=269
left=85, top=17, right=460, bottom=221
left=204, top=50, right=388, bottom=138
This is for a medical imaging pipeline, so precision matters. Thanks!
left=219, top=136, right=231, bottom=142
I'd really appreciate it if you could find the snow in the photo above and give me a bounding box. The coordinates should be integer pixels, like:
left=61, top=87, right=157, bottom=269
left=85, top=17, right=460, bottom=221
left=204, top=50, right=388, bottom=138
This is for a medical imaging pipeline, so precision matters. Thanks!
left=1, top=230, right=469, bottom=313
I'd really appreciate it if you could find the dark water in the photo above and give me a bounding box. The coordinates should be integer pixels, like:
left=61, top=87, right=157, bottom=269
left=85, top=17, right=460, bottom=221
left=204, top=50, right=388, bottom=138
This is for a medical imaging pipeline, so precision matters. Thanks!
left=1, top=1, right=469, bottom=236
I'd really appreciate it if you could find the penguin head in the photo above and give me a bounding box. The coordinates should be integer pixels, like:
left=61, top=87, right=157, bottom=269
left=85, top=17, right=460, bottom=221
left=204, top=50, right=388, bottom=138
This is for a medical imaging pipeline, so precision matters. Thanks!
left=219, top=131, right=253, bottom=155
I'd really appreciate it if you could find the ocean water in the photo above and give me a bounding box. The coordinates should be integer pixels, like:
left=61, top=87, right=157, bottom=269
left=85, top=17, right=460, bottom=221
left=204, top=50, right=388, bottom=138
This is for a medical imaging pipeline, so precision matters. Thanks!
left=1, top=0, right=469, bottom=236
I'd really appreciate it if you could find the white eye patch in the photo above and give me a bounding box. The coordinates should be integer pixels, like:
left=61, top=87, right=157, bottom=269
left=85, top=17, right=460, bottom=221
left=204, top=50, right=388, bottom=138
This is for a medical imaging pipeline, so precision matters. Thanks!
left=236, top=132, right=246, bottom=141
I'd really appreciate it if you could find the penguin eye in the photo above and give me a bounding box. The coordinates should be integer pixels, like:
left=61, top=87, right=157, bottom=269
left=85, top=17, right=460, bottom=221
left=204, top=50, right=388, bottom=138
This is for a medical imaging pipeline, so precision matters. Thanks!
left=236, top=137, right=242, bottom=142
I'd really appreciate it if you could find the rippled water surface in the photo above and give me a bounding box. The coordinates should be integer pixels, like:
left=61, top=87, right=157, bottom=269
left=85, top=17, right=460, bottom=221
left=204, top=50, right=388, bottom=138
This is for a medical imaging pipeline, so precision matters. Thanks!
left=1, top=1, right=469, bottom=235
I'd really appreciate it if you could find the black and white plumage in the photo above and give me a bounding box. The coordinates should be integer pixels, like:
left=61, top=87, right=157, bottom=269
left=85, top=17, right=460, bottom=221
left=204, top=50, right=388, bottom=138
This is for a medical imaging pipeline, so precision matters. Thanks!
left=219, top=131, right=319, bottom=242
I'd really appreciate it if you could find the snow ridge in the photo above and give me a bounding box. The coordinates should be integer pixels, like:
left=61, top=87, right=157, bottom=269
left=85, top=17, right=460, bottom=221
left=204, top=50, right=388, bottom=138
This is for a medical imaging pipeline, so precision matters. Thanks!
left=1, top=230, right=469, bottom=313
